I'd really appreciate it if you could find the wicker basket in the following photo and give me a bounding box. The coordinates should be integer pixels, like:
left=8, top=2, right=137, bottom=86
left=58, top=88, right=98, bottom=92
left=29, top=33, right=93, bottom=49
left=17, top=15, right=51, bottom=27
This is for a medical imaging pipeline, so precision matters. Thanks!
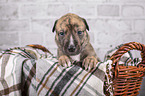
left=110, top=42, right=145, bottom=96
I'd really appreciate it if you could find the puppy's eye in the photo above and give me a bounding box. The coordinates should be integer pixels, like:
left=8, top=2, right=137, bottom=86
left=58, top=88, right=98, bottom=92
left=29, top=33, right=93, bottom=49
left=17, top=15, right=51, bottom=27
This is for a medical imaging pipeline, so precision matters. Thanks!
left=77, top=31, right=83, bottom=35
left=59, top=32, right=65, bottom=36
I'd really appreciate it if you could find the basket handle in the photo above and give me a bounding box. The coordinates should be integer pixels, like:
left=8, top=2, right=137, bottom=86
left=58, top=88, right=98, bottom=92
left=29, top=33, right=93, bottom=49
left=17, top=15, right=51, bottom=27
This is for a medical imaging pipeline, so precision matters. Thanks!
left=110, top=42, right=145, bottom=78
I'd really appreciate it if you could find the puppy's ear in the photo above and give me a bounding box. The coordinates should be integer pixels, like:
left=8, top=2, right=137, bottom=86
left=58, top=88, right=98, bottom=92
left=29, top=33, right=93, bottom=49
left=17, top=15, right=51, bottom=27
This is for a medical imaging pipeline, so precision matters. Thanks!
left=82, top=18, right=89, bottom=31
left=52, top=20, right=58, bottom=32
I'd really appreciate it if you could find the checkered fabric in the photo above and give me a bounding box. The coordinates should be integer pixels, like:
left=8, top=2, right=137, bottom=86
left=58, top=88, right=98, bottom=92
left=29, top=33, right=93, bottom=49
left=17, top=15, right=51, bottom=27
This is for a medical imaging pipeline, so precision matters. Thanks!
left=0, top=47, right=37, bottom=96
left=36, top=58, right=112, bottom=96
left=0, top=46, right=113, bottom=96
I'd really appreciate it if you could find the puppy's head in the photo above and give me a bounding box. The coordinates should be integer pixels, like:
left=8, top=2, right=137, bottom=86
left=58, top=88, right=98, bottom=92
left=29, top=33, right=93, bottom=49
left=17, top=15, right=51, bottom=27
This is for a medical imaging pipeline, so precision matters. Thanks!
left=52, top=13, right=90, bottom=56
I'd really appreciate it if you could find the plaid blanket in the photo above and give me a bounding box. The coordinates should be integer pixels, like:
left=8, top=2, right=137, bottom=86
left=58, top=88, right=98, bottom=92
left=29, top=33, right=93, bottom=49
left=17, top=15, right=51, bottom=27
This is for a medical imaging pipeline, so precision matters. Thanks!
left=0, top=47, right=37, bottom=96
left=36, top=59, right=113, bottom=96
left=0, top=44, right=141, bottom=96
left=0, top=46, right=113, bottom=96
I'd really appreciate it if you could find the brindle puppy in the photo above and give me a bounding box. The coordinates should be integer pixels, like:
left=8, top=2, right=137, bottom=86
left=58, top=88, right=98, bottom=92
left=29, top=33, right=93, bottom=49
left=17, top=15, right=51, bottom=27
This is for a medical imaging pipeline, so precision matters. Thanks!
left=52, top=13, right=100, bottom=71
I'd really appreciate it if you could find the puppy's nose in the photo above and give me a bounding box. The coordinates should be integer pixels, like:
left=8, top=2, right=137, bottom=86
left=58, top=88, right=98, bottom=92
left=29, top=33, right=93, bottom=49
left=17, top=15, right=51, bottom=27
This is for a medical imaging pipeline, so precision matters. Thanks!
left=68, top=45, right=76, bottom=52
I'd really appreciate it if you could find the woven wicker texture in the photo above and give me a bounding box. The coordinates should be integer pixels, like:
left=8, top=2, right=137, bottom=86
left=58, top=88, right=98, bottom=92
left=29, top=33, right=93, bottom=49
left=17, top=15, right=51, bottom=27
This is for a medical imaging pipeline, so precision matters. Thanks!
left=110, top=42, right=145, bottom=96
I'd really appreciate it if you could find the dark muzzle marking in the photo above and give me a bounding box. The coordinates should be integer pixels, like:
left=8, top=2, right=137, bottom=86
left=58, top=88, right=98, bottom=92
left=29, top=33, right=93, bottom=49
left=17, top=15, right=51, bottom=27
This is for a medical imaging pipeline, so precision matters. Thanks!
left=68, top=45, right=76, bottom=52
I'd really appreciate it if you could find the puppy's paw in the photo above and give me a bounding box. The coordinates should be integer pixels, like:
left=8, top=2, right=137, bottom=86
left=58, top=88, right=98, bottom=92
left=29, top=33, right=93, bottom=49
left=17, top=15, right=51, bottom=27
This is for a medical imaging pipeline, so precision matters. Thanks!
left=58, top=55, right=71, bottom=67
left=82, top=56, right=98, bottom=71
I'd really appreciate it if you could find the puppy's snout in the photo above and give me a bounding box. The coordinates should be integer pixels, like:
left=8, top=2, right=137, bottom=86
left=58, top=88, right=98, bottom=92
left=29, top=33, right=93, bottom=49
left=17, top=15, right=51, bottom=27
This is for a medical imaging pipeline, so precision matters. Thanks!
left=68, top=45, right=76, bottom=52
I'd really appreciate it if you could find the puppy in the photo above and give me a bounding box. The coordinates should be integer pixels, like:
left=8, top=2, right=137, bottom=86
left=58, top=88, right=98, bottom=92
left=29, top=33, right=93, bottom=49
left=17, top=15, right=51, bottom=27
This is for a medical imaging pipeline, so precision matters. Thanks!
left=52, top=13, right=100, bottom=70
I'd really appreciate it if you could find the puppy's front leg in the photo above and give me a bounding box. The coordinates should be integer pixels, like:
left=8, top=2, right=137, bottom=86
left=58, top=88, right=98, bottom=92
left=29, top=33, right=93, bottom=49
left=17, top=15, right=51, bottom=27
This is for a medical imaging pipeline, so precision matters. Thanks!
left=81, top=43, right=99, bottom=71
left=58, top=55, right=71, bottom=67
left=57, top=49, right=71, bottom=67
left=83, top=56, right=98, bottom=71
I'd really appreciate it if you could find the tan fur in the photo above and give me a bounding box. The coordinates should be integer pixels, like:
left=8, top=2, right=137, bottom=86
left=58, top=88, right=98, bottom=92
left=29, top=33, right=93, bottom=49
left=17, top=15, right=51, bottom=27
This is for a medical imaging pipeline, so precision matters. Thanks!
left=53, top=13, right=100, bottom=71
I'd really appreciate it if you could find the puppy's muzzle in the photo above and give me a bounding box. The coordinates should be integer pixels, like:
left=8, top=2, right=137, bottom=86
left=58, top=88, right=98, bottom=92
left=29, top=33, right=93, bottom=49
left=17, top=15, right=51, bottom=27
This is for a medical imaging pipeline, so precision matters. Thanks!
left=68, top=45, right=76, bottom=52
